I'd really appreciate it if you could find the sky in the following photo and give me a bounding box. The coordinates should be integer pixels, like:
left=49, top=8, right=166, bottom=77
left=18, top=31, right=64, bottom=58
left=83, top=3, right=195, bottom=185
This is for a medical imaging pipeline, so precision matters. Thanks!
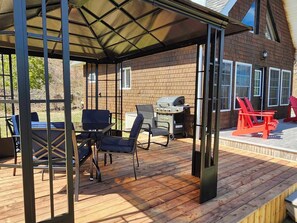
left=190, top=0, right=206, bottom=6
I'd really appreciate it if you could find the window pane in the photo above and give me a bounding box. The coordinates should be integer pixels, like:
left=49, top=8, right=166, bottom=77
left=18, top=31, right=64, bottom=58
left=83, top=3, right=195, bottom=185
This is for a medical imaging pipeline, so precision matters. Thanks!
left=125, top=69, right=130, bottom=88
left=235, top=63, right=251, bottom=108
left=220, top=62, right=232, bottom=110
left=242, top=1, right=256, bottom=29
left=281, top=71, right=291, bottom=105
left=88, top=73, right=96, bottom=82
left=268, top=69, right=280, bottom=106
left=121, top=67, right=131, bottom=89
left=254, top=70, right=261, bottom=96
left=265, top=5, right=279, bottom=42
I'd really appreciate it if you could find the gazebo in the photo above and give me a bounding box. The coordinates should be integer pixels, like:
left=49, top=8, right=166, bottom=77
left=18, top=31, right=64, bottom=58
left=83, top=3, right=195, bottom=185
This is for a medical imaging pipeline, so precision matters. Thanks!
left=0, top=0, right=248, bottom=222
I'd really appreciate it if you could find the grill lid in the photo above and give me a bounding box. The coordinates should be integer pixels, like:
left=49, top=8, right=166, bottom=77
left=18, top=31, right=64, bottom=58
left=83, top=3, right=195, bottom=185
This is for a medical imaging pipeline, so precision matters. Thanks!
left=157, top=96, right=185, bottom=107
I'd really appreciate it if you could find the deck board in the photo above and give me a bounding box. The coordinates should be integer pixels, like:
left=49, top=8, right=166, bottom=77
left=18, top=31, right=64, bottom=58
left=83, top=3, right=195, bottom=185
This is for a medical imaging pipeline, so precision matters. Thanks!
left=0, top=137, right=296, bottom=222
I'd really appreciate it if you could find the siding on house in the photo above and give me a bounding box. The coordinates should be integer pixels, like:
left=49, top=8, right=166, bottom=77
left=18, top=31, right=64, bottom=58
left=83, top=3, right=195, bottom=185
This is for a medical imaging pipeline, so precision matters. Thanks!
left=85, top=0, right=295, bottom=130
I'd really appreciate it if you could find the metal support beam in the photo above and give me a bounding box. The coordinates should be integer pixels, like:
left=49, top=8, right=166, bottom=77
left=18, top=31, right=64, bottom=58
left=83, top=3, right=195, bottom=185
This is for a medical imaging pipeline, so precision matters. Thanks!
left=13, top=0, right=36, bottom=222
left=192, top=24, right=225, bottom=204
left=61, top=0, right=75, bottom=220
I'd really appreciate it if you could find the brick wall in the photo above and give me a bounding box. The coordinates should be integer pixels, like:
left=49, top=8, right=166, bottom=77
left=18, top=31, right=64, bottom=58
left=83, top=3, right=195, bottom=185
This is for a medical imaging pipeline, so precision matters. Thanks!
left=224, top=0, right=295, bottom=124
left=86, top=0, right=295, bottom=130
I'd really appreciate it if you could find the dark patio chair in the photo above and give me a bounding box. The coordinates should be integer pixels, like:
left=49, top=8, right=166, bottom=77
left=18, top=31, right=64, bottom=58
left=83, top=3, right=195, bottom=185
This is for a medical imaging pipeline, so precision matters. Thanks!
left=76, top=109, right=112, bottom=165
left=6, top=112, right=39, bottom=176
left=76, top=109, right=111, bottom=142
left=136, top=104, right=170, bottom=150
left=96, top=114, right=144, bottom=180
left=31, top=122, right=93, bottom=202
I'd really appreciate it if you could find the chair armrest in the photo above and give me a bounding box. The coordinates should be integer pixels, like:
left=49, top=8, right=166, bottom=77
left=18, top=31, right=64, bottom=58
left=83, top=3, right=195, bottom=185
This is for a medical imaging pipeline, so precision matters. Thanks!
left=141, top=123, right=152, bottom=132
left=250, top=110, right=276, bottom=114
left=240, top=112, right=275, bottom=117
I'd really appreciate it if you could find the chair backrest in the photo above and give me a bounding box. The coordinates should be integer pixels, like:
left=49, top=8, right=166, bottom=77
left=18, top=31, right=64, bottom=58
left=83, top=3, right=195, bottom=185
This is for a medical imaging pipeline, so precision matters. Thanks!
left=129, top=114, right=144, bottom=145
left=136, top=104, right=156, bottom=128
left=82, top=109, right=111, bottom=124
left=236, top=97, right=254, bottom=127
left=32, top=127, right=67, bottom=161
left=290, top=96, right=297, bottom=114
left=244, top=97, right=258, bottom=123
left=31, top=122, right=79, bottom=162
left=10, top=112, right=39, bottom=135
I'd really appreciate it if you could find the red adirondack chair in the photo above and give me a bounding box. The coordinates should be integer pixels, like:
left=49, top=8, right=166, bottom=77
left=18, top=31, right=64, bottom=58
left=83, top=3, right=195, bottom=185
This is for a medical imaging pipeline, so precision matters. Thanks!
left=232, top=97, right=278, bottom=139
left=284, top=96, right=297, bottom=122
left=243, top=97, right=278, bottom=125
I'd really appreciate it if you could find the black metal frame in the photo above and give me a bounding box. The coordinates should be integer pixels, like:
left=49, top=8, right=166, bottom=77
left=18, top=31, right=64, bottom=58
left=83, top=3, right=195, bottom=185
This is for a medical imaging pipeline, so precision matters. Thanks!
left=0, top=53, right=15, bottom=138
left=85, top=62, right=123, bottom=133
left=0, top=1, right=75, bottom=222
left=192, top=24, right=224, bottom=204
left=0, top=0, right=249, bottom=221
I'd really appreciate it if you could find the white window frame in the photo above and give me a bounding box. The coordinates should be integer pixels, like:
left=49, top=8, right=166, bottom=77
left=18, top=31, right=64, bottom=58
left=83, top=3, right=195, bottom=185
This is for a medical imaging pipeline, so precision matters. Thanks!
left=220, top=60, right=233, bottom=112
left=268, top=67, right=280, bottom=107
left=234, top=62, right=252, bottom=110
left=88, top=72, right=96, bottom=83
left=253, top=69, right=262, bottom=97
left=120, top=67, right=132, bottom=90
left=280, top=70, right=291, bottom=106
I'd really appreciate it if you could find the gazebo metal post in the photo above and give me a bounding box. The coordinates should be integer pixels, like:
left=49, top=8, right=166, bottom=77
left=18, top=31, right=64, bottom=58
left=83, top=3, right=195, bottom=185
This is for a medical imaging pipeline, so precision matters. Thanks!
left=61, top=0, right=75, bottom=220
left=192, top=24, right=225, bottom=203
left=120, top=62, right=123, bottom=131
left=115, top=63, right=118, bottom=130
left=105, top=64, right=108, bottom=109
left=41, top=0, right=55, bottom=218
left=95, top=63, right=99, bottom=110
left=12, top=0, right=74, bottom=221
left=13, top=1, right=36, bottom=221
left=85, top=62, right=89, bottom=109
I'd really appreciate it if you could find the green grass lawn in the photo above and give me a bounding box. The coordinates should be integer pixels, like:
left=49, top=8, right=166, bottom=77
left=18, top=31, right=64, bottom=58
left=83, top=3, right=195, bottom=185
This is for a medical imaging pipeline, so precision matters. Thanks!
left=37, top=109, right=82, bottom=123
left=0, top=110, right=82, bottom=138
left=1, top=109, right=125, bottom=138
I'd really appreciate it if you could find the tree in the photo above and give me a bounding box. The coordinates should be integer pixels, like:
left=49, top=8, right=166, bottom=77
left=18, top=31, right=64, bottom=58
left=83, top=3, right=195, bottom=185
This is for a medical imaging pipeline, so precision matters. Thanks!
left=2, top=55, right=51, bottom=90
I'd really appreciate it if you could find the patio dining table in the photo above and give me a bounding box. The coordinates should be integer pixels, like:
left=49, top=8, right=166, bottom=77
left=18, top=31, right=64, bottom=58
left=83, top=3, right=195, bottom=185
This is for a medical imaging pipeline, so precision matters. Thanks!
left=31, top=121, right=114, bottom=181
left=73, top=122, right=115, bottom=181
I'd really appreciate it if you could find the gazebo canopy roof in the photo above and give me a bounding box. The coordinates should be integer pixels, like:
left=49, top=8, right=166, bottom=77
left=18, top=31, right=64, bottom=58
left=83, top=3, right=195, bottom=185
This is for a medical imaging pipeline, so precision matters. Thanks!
left=0, top=0, right=249, bottom=62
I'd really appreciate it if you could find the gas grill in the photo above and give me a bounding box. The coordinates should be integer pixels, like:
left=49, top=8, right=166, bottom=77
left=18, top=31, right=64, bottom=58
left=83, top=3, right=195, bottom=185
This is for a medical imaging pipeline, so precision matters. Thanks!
left=156, top=96, right=189, bottom=138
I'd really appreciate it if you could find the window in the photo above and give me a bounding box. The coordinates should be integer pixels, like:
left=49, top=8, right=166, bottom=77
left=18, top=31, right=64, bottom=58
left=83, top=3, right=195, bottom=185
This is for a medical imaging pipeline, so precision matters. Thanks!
left=121, top=67, right=131, bottom=89
left=220, top=60, right=232, bottom=111
left=268, top=68, right=280, bottom=107
left=265, top=2, right=279, bottom=41
left=88, top=73, right=96, bottom=83
left=280, top=70, right=291, bottom=105
left=254, top=70, right=262, bottom=96
left=234, top=62, right=252, bottom=109
left=242, top=0, right=259, bottom=33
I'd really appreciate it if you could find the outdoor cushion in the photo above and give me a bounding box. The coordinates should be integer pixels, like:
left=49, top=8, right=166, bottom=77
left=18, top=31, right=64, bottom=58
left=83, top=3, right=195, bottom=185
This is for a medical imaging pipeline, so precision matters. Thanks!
left=100, top=136, right=133, bottom=153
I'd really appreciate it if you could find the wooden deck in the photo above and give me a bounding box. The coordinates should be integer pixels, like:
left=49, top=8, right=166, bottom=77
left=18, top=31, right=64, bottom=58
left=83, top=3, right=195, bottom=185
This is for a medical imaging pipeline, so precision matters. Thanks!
left=0, top=137, right=297, bottom=222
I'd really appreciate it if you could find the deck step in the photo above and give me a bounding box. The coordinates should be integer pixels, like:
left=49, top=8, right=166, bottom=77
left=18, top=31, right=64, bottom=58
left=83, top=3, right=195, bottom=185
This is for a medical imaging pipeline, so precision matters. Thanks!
left=219, top=137, right=297, bottom=161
